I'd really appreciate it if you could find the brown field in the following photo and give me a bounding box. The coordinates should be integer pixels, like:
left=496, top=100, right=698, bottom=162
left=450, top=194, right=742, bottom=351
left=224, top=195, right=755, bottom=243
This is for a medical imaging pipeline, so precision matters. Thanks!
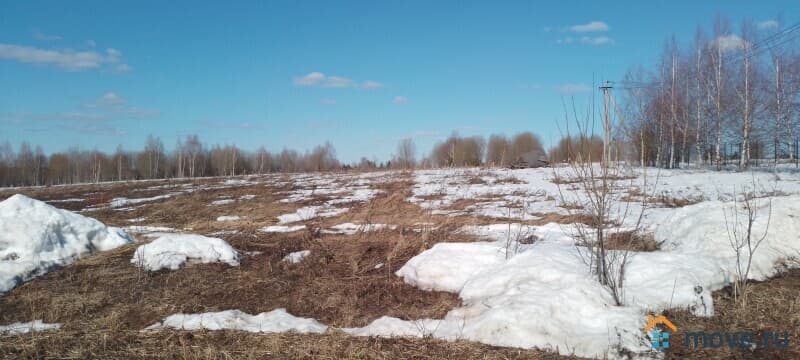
left=0, top=172, right=798, bottom=359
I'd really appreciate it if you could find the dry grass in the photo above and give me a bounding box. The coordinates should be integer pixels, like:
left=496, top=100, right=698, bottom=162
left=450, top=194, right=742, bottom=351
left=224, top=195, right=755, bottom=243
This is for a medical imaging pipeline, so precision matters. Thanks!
left=663, top=269, right=800, bottom=359
left=0, top=173, right=579, bottom=359
left=0, top=329, right=574, bottom=359
left=2, top=172, right=798, bottom=359
left=604, top=231, right=661, bottom=252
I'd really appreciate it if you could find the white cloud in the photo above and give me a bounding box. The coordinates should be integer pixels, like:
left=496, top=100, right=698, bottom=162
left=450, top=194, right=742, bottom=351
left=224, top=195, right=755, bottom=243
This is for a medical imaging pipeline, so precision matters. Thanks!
left=115, top=63, right=132, bottom=73
left=392, top=96, right=408, bottom=105
left=361, top=80, right=384, bottom=89
left=2, top=91, right=156, bottom=136
left=581, top=36, right=614, bottom=45
left=556, top=37, right=574, bottom=44
left=570, top=21, right=609, bottom=33
left=293, top=72, right=352, bottom=87
left=0, top=43, right=131, bottom=72
left=84, top=92, right=158, bottom=117
left=757, top=19, right=779, bottom=30
left=32, top=29, right=62, bottom=41
left=716, top=35, right=746, bottom=52
left=100, top=92, right=126, bottom=106
left=293, top=72, right=382, bottom=89
left=557, top=83, right=592, bottom=94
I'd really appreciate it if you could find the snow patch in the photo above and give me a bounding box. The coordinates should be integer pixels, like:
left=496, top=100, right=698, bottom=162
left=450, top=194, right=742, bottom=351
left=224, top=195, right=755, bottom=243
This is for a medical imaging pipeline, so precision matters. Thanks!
left=283, top=250, right=311, bottom=264
left=260, top=225, right=306, bottom=233
left=322, top=223, right=396, bottom=235
left=131, top=234, right=240, bottom=271
left=277, top=206, right=348, bottom=224
left=210, top=199, right=236, bottom=206
left=0, top=320, right=62, bottom=334
left=146, top=309, right=327, bottom=334
left=216, top=215, right=241, bottom=222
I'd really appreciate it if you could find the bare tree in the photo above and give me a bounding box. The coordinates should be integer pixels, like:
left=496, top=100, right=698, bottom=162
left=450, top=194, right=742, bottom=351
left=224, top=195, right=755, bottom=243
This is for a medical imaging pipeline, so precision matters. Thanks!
left=394, top=138, right=416, bottom=169
left=724, top=177, right=773, bottom=306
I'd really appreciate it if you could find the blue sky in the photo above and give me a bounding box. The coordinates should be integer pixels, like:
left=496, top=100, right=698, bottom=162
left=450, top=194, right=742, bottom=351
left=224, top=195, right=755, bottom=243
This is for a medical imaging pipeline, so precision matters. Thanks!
left=1, top=1, right=796, bottom=163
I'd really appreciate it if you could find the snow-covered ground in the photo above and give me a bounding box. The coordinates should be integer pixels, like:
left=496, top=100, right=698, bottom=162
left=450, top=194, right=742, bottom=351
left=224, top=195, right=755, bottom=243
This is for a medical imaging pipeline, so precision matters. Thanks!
left=341, top=166, right=800, bottom=358
left=0, top=194, right=133, bottom=294
left=3, top=167, right=800, bottom=358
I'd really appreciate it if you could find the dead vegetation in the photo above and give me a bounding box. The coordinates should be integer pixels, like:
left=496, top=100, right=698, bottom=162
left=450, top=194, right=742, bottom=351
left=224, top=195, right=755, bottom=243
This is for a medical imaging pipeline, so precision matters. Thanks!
left=664, top=269, right=800, bottom=359
left=0, top=173, right=578, bottom=359
left=1, top=172, right=798, bottom=359
left=0, top=329, right=574, bottom=359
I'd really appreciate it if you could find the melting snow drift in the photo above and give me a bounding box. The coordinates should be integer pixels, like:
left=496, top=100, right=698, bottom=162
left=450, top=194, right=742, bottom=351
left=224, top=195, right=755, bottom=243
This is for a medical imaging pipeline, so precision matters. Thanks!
left=0, top=320, right=62, bottom=334
left=146, top=309, right=327, bottom=334
left=131, top=234, right=240, bottom=271
left=0, top=194, right=133, bottom=295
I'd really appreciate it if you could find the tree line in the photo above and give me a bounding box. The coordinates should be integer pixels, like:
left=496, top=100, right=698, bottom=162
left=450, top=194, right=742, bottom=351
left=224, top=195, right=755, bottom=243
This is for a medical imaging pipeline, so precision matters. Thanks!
left=0, top=135, right=343, bottom=187
left=1, top=129, right=590, bottom=187
left=618, top=16, right=800, bottom=169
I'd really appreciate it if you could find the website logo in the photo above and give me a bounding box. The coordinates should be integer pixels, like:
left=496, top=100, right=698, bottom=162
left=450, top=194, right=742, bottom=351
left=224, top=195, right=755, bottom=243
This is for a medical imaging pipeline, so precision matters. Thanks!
left=645, top=315, right=678, bottom=349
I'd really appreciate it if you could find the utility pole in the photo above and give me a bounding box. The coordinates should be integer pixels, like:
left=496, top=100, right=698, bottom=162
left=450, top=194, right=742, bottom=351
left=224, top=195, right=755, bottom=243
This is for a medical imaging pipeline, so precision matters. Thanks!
left=600, top=81, right=613, bottom=167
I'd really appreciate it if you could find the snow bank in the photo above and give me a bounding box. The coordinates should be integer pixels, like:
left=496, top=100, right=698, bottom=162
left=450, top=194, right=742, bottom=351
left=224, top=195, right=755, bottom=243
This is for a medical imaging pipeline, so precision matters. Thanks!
left=0, top=320, right=62, bottom=334
left=283, top=250, right=310, bottom=264
left=362, top=241, right=649, bottom=358
left=623, top=195, right=800, bottom=316
left=355, top=194, right=800, bottom=358
left=131, top=234, right=240, bottom=271
left=0, top=194, right=133, bottom=295
left=146, top=309, right=327, bottom=334
left=396, top=242, right=506, bottom=292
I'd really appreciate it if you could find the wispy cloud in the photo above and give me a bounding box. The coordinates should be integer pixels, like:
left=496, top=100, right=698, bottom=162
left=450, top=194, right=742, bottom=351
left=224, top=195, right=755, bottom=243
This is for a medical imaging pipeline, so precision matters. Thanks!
left=757, top=19, right=779, bottom=30
left=556, top=83, right=591, bottom=94
left=581, top=36, right=614, bottom=45
left=84, top=92, right=155, bottom=116
left=293, top=71, right=383, bottom=89
left=716, top=35, right=746, bottom=52
left=320, top=98, right=337, bottom=105
left=555, top=21, right=612, bottom=45
left=32, top=29, right=62, bottom=41
left=0, top=43, right=131, bottom=72
left=392, top=96, right=408, bottom=105
left=361, top=80, right=384, bottom=89
left=1, top=91, right=157, bottom=136
left=570, top=21, right=609, bottom=33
